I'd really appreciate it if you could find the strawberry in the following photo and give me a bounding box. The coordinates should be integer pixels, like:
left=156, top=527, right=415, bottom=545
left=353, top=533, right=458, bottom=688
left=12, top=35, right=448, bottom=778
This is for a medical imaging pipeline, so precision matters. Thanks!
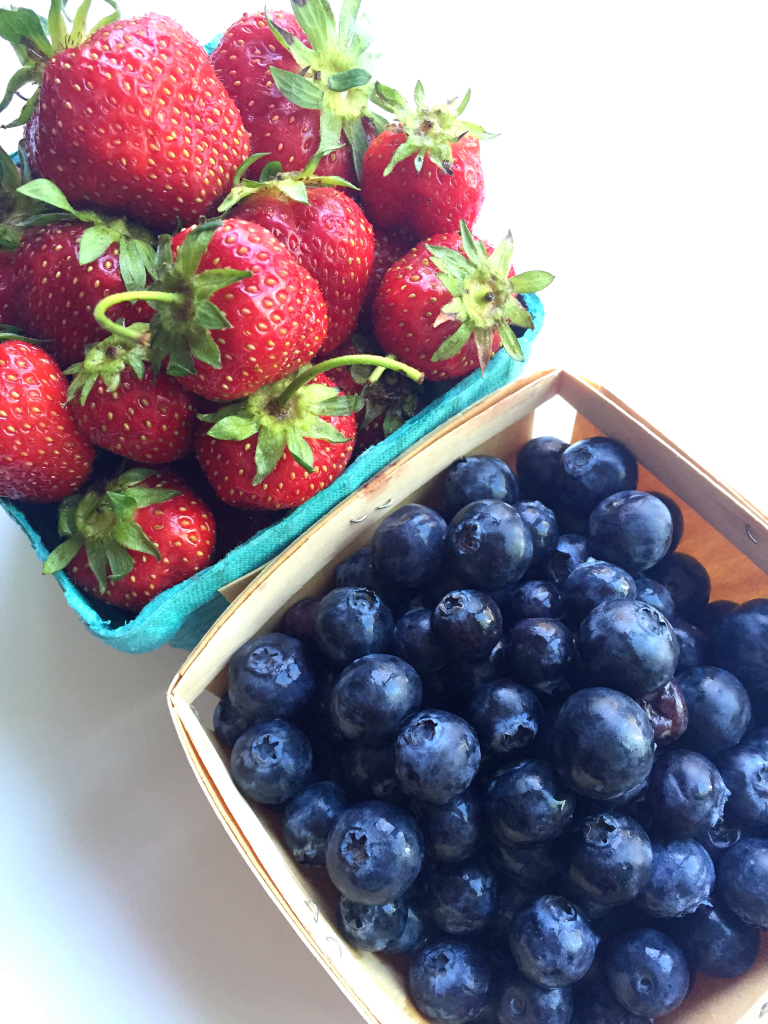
left=357, top=224, right=418, bottom=334
left=3, top=3, right=250, bottom=231
left=0, top=251, right=16, bottom=326
left=373, top=222, right=554, bottom=380
left=212, top=1, right=389, bottom=183
left=0, top=339, right=94, bottom=502
left=220, top=157, right=374, bottom=354
left=66, top=332, right=196, bottom=464
left=43, top=466, right=215, bottom=612
left=362, top=83, right=495, bottom=240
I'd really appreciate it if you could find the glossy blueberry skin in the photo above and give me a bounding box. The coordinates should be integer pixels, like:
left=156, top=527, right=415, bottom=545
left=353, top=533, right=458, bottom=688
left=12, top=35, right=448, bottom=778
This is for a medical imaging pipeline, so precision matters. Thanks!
left=498, top=973, right=573, bottom=1024
left=334, top=546, right=399, bottom=606
left=325, top=800, right=424, bottom=905
left=645, top=749, right=730, bottom=838
left=496, top=580, right=562, bottom=623
left=646, top=552, right=711, bottom=620
left=413, top=786, right=483, bottom=862
left=509, top=895, right=597, bottom=989
left=228, top=632, right=315, bottom=721
left=677, top=666, right=751, bottom=754
left=543, top=534, right=590, bottom=586
left=578, top=599, right=679, bottom=700
left=344, top=740, right=402, bottom=802
left=552, top=688, right=656, bottom=801
left=385, top=897, right=430, bottom=953
left=503, top=618, right=575, bottom=686
left=448, top=500, right=534, bottom=592
left=633, top=577, right=676, bottom=619
left=513, top=501, right=560, bottom=566
left=714, top=604, right=768, bottom=700
left=516, top=436, right=569, bottom=505
left=665, top=900, right=760, bottom=978
left=282, top=597, right=322, bottom=645
left=337, top=895, right=407, bottom=952
left=492, top=839, right=562, bottom=891
left=409, top=940, right=492, bottom=1024
left=372, top=503, right=448, bottom=589
left=567, top=813, right=653, bottom=907
left=672, top=618, right=708, bottom=671
left=468, top=681, right=543, bottom=757
left=557, top=437, right=639, bottom=513
left=647, top=492, right=684, bottom=550
left=588, top=491, right=673, bottom=574
left=329, top=653, right=422, bottom=741
left=560, top=561, right=636, bottom=627
left=697, top=820, right=742, bottom=865
left=576, top=982, right=652, bottom=1024
left=213, top=692, right=253, bottom=749
left=314, top=588, right=394, bottom=666
left=486, top=760, right=575, bottom=846
left=717, top=740, right=768, bottom=826
left=230, top=719, right=313, bottom=805
left=444, top=456, right=519, bottom=519
left=432, top=590, right=504, bottom=662
left=423, top=858, right=497, bottom=934
left=282, top=781, right=348, bottom=866
left=395, top=710, right=481, bottom=805
left=606, top=928, right=688, bottom=1018
left=394, top=608, right=447, bottom=677
left=716, top=838, right=768, bottom=928
left=639, top=678, right=689, bottom=746
left=634, top=839, right=715, bottom=917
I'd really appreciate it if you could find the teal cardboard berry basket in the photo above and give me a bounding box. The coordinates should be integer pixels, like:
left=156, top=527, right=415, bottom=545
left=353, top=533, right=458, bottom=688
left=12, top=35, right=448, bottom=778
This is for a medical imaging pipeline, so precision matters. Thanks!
left=1, top=297, right=543, bottom=653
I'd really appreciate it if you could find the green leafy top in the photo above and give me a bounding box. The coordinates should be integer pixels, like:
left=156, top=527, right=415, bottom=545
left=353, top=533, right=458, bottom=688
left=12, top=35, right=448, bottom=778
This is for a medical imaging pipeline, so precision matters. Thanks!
left=0, top=143, right=41, bottom=250
left=265, top=0, right=390, bottom=179
left=65, top=328, right=152, bottom=404
left=427, top=221, right=554, bottom=373
left=372, top=81, right=496, bottom=176
left=0, top=0, right=119, bottom=128
left=42, top=466, right=180, bottom=594
left=219, top=152, right=358, bottom=213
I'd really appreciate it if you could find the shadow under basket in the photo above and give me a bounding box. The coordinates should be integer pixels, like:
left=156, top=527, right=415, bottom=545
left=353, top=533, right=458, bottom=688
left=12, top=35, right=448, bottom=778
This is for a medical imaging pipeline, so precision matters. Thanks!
left=167, top=368, right=768, bottom=1024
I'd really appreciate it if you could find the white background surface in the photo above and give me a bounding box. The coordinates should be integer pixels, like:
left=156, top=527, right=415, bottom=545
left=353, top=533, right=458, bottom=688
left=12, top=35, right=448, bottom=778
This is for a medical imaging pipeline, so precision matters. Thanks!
left=1, top=1, right=767, bottom=1021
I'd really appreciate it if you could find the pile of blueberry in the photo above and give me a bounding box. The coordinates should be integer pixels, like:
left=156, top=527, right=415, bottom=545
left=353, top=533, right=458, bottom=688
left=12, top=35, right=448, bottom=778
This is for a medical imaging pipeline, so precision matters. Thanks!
left=213, top=434, right=768, bottom=1024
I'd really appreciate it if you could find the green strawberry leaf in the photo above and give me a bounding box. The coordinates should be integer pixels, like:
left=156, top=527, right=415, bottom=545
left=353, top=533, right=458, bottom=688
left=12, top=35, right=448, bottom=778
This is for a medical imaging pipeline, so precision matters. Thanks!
left=3, top=90, right=39, bottom=129
left=175, top=221, right=220, bottom=278
left=328, top=68, right=371, bottom=91
left=279, top=179, right=310, bottom=204
left=338, top=0, right=363, bottom=48
left=308, top=419, right=350, bottom=443
left=343, top=115, right=368, bottom=181
left=488, top=230, right=515, bottom=277
left=431, top=321, right=474, bottom=362
left=373, top=82, right=407, bottom=114
left=319, top=107, right=343, bottom=155
left=456, top=88, right=471, bottom=116
left=84, top=538, right=109, bottom=594
left=259, top=160, right=284, bottom=182
left=17, top=178, right=85, bottom=218
left=253, top=428, right=287, bottom=484
left=0, top=7, right=53, bottom=56
left=291, top=0, right=334, bottom=53
left=286, top=433, right=315, bottom=474
left=118, top=236, right=148, bottom=291
left=42, top=534, right=83, bottom=575
left=193, top=299, right=232, bottom=331
left=505, top=298, right=535, bottom=331
left=316, top=394, right=359, bottom=416
left=105, top=538, right=134, bottom=581
left=109, top=519, right=157, bottom=558
left=0, top=65, right=38, bottom=117
left=187, top=327, right=222, bottom=368
left=266, top=14, right=315, bottom=67
left=57, top=496, right=80, bottom=537
left=126, top=486, right=180, bottom=510
left=193, top=267, right=251, bottom=300
left=78, top=223, right=114, bottom=264
left=497, top=321, right=524, bottom=361
left=106, top=490, right=138, bottom=518
left=508, top=270, right=555, bottom=293
left=271, top=68, right=325, bottom=110
left=118, top=467, right=158, bottom=488
left=205, top=415, right=259, bottom=442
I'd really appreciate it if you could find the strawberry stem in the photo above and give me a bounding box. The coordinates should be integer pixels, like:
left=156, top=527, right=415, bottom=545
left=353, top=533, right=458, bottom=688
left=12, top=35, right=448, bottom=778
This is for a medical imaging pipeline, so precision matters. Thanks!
left=276, top=355, right=425, bottom=408
left=93, top=290, right=183, bottom=343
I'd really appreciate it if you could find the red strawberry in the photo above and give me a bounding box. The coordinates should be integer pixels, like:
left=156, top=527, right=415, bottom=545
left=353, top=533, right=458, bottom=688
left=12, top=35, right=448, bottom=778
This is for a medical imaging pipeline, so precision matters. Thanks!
left=43, top=467, right=215, bottom=612
left=7, top=6, right=250, bottom=231
left=357, top=224, right=418, bottom=333
left=0, top=251, right=16, bottom=325
left=221, top=159, right=374, bottom=354
left=0, top=339, right=94, bottom=502
left=362, top=83, right=494, bottom=240
left=373, top=223, right=553, bottom=380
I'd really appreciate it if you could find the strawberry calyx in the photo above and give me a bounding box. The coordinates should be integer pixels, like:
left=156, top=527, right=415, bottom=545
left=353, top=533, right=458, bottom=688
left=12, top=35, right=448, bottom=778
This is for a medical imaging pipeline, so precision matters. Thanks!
left=42, top=466, right=180, bottom=594
left=219, top=152, right=358, bottom=213
left=427, top=221, right=554, bottom=373
left=0, top=144, right=41, bottom=250
left=65, top=327, right=152, bottom=404
left=372, top=82, right=497, bottom=176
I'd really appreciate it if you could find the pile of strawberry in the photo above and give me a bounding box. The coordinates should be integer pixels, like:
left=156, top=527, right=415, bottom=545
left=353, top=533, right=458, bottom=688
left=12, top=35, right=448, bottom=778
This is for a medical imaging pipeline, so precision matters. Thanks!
left=0, top=0, right=553, bottom=615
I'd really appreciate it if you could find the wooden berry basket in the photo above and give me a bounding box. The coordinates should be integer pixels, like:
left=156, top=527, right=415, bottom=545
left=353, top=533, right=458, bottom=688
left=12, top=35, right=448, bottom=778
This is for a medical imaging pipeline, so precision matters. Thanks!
left=167, top=368, right=768, bottom=1024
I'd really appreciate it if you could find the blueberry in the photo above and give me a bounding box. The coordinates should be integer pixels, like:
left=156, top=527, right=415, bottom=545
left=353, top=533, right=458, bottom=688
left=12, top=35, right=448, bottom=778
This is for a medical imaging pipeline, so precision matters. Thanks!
left=664, top=900, right=760, bottom=978
left=314, top=587, right=394, bottom=665
left=578, top=599, right=679, bottom=700
left=717, top=838, right=768, bottom=928
left=516, top=436, right=569, bottom=505
left=325, top=800, right=423, bottom=904
left=448, top=500, right=534, bottom=591
left=639, top=678, right=689, bottom=746
left=588, top=492, right=672, bottom=574
left=344, top=740, right=402, bottom=802
left=456, top=641, right=507, bottom=697
left=423, top=858, right=497, bottom=934
left=497, top=973, right=573, bottom=1024
left=671, top=618, right=708, bottom=671
left=432, top=590, right=504, bottom=662
left=576, top=982, right=652, bottom=1024
left=495, top=580, right=562, bottom=623
left=491, top=840, right=562, bottom=891
left=509, top=895, right=597, bottom=988
left=385, top=896, right=430, bottom=953
left=372, top=504, right=447, bottom=588
left=632, top=576, right=675, bottom=619
left=282, top=597, right=322, bottom=645
left=677, top=666, right=751, bottom=754
left=503, top=618, right=575, bottom=687
left=560, top=561, right=636, bottom=627
left=647, top=492, right=685, bottom=551
left=557, top=437, right=638, bottom=513
left=543, top=534, right=590, bottom=586
left=490, top=883, right=533, bottom=940
left=334, top=546, right=399, bottom=605
left=228, top=632, right=315, bottom=720
left=633, top=839, right=714, bottom=917
left=512, top=501, right=560, bottom=566
left=395, top=710, right=481, bottom=805
left=282, top=781, right=348, bottom=866
left=689, top=598, right=737, bottom=634
left=645, top=749, right=730, bottom=838
left=606, top=928, right=688, bottom=1017
left=646, top=552, right=711, bottom=620
left=230, top=719, right=313, bottom=805
left=213, top=692, right=253, bottom=749
left=394, top=607, right=447, bottom=677
left=717, top=739, right=768, bottom=827
left=567, top=813, right=652, bottom=906
left=444, top=456, right=519, bottom=518
left=329, top=653, right=422, bottom=741
left=486, top=760, right=575, bottom=846
left=552, top=689, right=655, bottom=801
left=697, top=820, right=742, bottom=865
left=413, top=786, right=483, bottom=862
left=713, top=603, right=768, bottom=702
left=409, top=940, right=492, bottom=1024
left=468, top=681, right=543, bottom=757
left=337, top=895, right=407, bottom=952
